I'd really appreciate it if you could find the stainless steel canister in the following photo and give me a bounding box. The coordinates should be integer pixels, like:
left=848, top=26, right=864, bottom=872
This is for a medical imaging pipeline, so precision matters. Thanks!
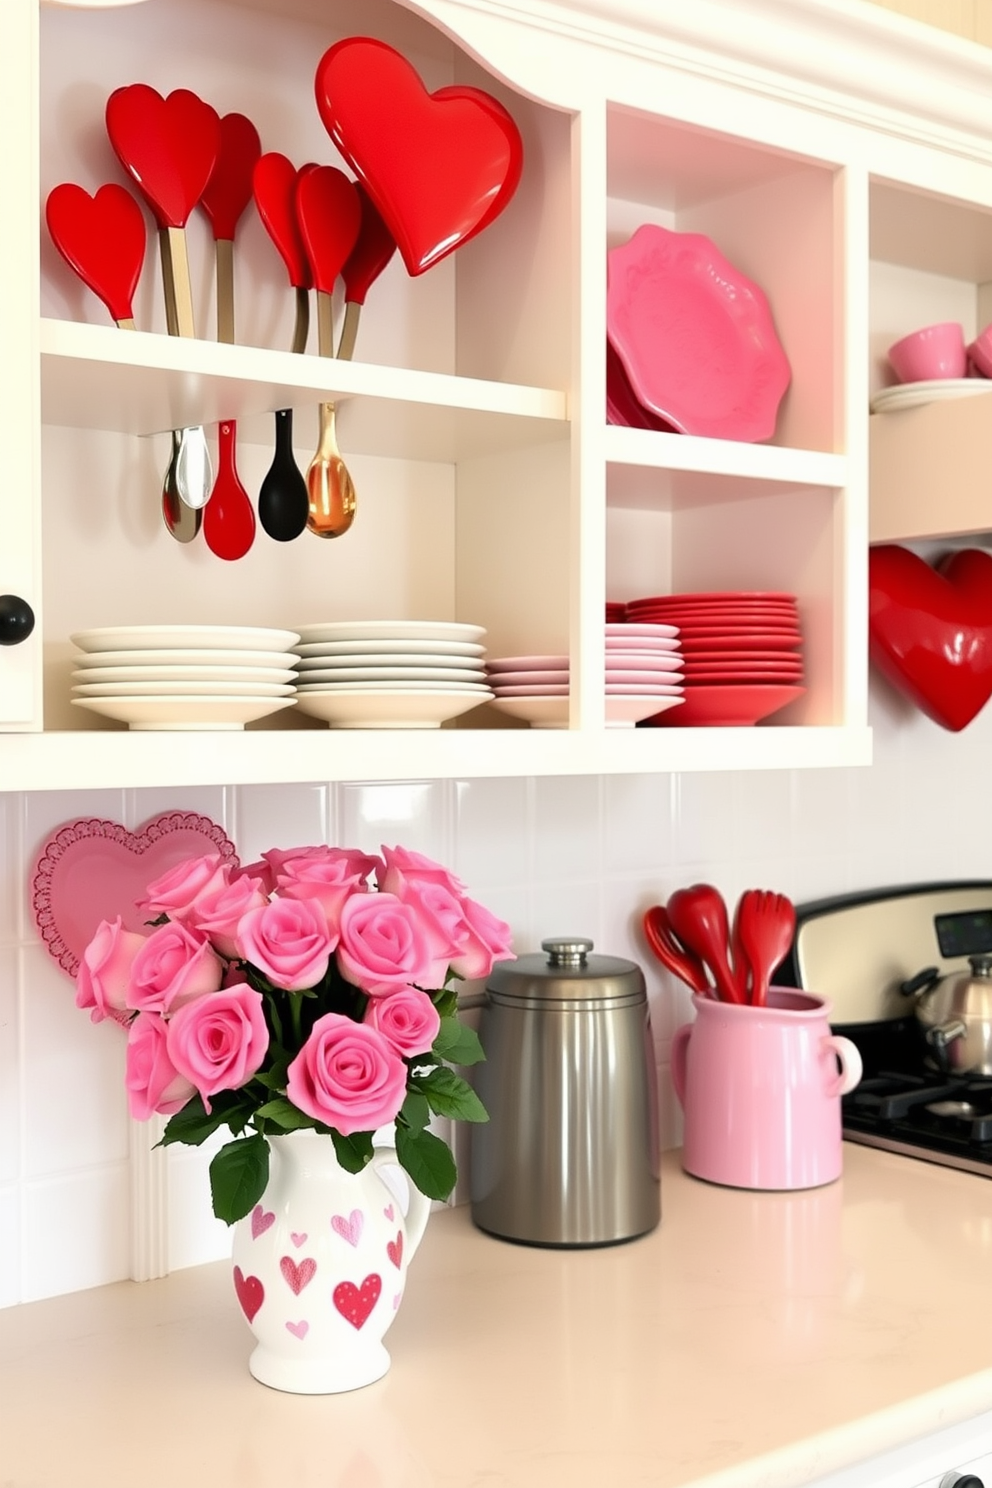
left=470, top=938, right=660, bottom=1247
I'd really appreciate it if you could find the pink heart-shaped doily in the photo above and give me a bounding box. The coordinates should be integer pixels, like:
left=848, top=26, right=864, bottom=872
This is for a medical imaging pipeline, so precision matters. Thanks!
left=31, top=810, right=239, bottom=981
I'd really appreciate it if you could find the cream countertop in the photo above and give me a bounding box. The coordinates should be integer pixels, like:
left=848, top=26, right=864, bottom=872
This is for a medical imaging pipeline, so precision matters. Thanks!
left=1, top=1144, right=990, bottom=1488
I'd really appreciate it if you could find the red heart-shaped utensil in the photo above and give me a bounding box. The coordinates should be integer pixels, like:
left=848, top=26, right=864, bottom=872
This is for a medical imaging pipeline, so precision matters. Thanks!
left=204, top=421, right=256, bottom=561
left=342, top=182, right=396, bottom=306
left=199, top=111, right=262, bottom=240
left=868, top=545, right=992, bottom=731
left=295, top=166, right=361, bottom=295
left=252, top=152, right=315, bottom=288
left=45, top=182, right=146, bottom=324
left=106, top=84, right=220, bottom=229
left=315, top=36, right=523, bottom=276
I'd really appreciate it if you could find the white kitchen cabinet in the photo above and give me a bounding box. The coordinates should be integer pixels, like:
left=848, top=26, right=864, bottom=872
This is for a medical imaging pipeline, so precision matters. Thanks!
left=10, top=0, right=992, bottom=789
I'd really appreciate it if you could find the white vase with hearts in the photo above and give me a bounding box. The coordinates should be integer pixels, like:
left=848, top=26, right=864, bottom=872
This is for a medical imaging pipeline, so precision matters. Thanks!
left=230, top=1128, right=432, bottom=1394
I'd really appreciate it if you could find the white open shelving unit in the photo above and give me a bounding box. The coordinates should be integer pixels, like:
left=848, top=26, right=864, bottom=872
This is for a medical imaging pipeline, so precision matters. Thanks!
left=11, top=0, right=992, bottom=789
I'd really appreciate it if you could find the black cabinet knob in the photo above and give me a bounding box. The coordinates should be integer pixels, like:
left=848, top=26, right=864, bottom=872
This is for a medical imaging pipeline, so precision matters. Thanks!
left=0, top=594, right=35, bottom=646
left=939, top=1473, right=985, bottom=1488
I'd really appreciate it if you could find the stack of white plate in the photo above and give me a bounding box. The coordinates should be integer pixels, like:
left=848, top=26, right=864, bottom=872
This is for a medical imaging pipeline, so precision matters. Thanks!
left=69, top=625, right=301, bottom=730
left=290, top=620, right=493, bottom=728
left=485, top=623, right=685, bottom=728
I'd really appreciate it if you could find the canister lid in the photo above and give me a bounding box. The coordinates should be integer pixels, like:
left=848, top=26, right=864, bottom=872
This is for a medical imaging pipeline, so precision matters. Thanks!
left=486, top=937, right=646, bottom=1002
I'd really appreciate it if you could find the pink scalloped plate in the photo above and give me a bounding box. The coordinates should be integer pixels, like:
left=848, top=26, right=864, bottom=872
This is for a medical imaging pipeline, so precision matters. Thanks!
left=606, top=339, right=678, bottom=431
left=638, top=684, right=805, bottom=727
left=607, top=224, right=791, bottom=442
left=31, top=811, right=239, bottom=994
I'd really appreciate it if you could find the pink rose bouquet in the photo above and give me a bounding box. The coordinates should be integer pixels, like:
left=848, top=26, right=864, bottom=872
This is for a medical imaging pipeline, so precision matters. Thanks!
left=77, top=843, right=514, bottom=1223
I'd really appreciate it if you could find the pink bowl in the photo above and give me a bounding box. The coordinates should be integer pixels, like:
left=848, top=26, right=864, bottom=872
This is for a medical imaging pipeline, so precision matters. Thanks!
left=967, top=322, right=992, bottom=379
left=888, top=321, right=966, bottom=383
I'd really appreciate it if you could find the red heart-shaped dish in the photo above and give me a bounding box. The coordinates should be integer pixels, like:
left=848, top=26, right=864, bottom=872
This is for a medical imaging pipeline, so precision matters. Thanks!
left=253, top=152, right=315, bottom=289
left=106, top=83, right=220, bottom=229
left=199, top=111, right=262, bottom=241
left=31, top=811, right=239, bottom=993
left=45, top=182, right=146, bottom=323
left=315, top=36, right=523, bottom=276
left=295, top=165, right=362, bottom=295
left=868, top=544, right=992, bottom=731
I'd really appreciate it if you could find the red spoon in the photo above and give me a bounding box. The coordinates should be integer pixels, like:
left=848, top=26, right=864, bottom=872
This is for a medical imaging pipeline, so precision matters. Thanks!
left=199, top=112, right=262, bottom=344
left=253, top=152, right=316, bottom=353
left=106, top=83, right=220, bottom=338
left=336, top=182, right=397, bottom=360
left=295, top=165, right=361, bottom=357
left=667, top=884, right=745, bottom=1005
left=203, top=421, right=255, bottom=561
left=45, top=182, right=146, bottom=328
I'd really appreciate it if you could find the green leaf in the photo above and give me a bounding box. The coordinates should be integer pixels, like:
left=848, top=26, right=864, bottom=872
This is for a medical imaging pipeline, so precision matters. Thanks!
left=209, top=1134, right=270, bottom=1225
left=395, top=1124, right=457, bottom=1202
left=414, top=1065, right=489, bottom=1123
left=432, top=1016, right=486, bottom=1067
left=431, top=987, right=459, bottom=1020
left=399, top=1087, right=431, bottom=1133
left=253, top=1098, right=315, bottom=1131
left=157, top=1090, right=244, bottom=1148
left=330, top=1128, right=375, bottom=1175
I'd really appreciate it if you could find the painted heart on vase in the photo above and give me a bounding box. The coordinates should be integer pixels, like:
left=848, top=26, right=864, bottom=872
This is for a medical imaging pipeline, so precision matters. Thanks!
left=314, top=36, right=523, bottom=275
left=868, top=544, right=992, bottom=731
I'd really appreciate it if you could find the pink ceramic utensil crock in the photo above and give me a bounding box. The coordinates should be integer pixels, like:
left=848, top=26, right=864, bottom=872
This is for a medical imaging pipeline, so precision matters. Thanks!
left=670, top=989, right=862, bottom=1190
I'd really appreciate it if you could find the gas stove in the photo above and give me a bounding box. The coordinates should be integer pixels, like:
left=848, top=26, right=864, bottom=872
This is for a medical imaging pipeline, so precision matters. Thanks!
left=779, top=880, right=992, bottom=1178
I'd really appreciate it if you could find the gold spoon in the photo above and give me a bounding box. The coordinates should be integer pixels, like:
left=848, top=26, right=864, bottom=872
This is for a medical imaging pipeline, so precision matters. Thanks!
left=307, top=402, right=356, bottom=539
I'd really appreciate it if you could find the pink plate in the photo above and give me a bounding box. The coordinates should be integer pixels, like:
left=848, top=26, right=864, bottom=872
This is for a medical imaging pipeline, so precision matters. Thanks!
left=486, top=654, right=568, bottom=673
left=606, top=340, right=677, bottom=431
left=604, top=623, right=679, bottom=639
left=639, top=684, right=806, bottom=727
left=487, top=669, right=568, bottom=687
left=603, top=652, right=684, bottom=670
left=607, top=224, right=791, bottom=442
left=492, top=684, right=569, bottom=696
left=31, top=811, right=239, bottom=989
left=607, top=670, right=685, bottom=685
left=606, top=683, right=683, bottom=695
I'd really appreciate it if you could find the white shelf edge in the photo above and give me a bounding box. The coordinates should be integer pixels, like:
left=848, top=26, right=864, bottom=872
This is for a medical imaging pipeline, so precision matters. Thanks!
left=39, top=319, right=569, bottom=426
left=604, top=423, right=846, bottom=487
left=0, top=724, right=872, bottom=790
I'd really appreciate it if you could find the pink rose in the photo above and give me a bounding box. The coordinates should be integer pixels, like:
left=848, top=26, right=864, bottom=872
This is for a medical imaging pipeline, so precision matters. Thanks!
left=125, top=1012, right=196, bottom=1120
left=235, top=897, right=333, bottom=991
left=185, top=872, right=268, bottom=958
left=378, top=844, right=468, bottom=900
left=364, top=987, right=440, bottom=1057
left=138, top=852, right=230, bottom=923
left=166, top=985, right=269, bottom=1113
left=75, top=916, right=145, bottom=1024
left=270, top=846, right=380, bottom=934
left=126, top=921, right=225, bottom=1014
left=232, top=858, right=278, bottom=896
left=336, top=891, right=446, bottom=996
left=286, top=1012, right=408, bottom=1136
left=449, top=896, right=515, bottom=979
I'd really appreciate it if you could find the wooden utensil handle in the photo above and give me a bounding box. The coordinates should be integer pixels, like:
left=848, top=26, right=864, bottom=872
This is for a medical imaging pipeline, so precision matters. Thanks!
left=215, top=238, right=235, bottom=344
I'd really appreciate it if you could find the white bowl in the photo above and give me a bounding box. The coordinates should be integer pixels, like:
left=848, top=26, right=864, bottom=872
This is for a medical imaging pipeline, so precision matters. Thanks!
left=293, top=689, right=491, bottom=728
left=71, top=696, right=297, bottom=730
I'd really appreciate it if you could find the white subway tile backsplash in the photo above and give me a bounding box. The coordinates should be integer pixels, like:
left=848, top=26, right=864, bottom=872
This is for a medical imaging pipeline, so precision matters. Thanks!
left=4, top=683, right=992, bottom=1304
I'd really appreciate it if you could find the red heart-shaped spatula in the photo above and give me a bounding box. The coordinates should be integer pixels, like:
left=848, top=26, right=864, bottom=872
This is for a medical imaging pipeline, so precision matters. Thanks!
left=295, top=165, right=361, bottom=356
left=868, top=544, right=992, bottom=731
left=199, top=111, right=262, bottom=343
left=253, top=152, right=316, bottom=352
left=315, top=36, right=523, bottom=276
left=45, top=182, right=146, bottom=328
left=336, top=182, right=396, bottom=360
left=106, top=84, right=220, bottom=338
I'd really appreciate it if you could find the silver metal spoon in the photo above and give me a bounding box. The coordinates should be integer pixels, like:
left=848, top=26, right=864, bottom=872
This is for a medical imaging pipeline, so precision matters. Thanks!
left=175, top=425, right=213, bottom=510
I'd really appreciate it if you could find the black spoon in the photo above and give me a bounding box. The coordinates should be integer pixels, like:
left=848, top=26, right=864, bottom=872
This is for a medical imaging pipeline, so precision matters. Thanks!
left=258, top=408, right=308, bottom=541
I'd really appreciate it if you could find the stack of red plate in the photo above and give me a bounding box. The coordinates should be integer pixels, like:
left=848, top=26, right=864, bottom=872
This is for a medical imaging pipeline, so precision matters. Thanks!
left=623, top=592, right=806, bottom=727
left=486, top=623, right=684, bottom=728
left=605, top=600, right=626, bottom=624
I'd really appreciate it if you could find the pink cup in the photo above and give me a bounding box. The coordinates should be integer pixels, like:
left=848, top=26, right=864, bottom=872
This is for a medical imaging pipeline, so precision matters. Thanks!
left=671, top=989, right=862, bottom=1191
left=887, top=321, right=966, bottom=383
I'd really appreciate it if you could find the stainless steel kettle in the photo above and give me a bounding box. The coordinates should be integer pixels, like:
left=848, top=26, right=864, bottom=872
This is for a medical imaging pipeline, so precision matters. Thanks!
left=900, top=955, right=992, bottom=1075
left=470, top=937, right=660, bottom=1247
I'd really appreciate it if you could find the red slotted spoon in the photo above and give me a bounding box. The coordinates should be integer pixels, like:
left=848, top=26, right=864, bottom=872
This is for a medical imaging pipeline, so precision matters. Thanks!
left=199, top=111, right=262, bottom=344
left=336, top=182, right=397, bottom=360
left=45, top=182, right=146, bottom=328
left=253, top=151, right=317, bottom=353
